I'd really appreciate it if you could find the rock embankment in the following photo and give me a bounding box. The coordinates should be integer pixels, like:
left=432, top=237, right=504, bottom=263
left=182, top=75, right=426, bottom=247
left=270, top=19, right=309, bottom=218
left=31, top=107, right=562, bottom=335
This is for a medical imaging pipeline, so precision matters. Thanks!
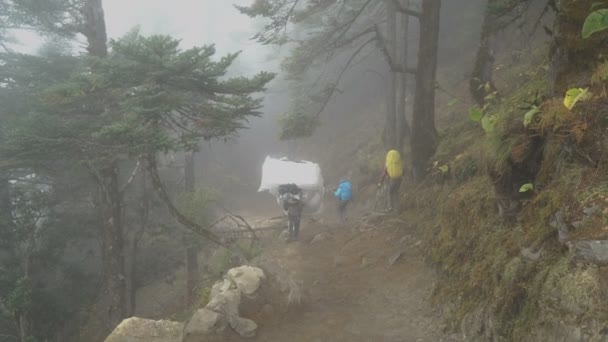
left=105, top=265, right=267, bottom=342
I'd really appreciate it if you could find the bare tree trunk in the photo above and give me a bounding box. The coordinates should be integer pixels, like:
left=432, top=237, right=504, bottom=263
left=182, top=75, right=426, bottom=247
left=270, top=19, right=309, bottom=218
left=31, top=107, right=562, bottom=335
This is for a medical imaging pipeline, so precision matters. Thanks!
left=82, top=0, right=128, bottom=329
left=100, top=166, right=126, bottom=328
left=82, top=0, right=108, bottom=58
left=183, top=152, right=199, bottom=307
left=184, top=152, right=195, bottom=193
left=127, top=169, right=149, bottom=316
left=411, top=0, right=441, bottom=179
left=18, top=313, right=26, bottom=342
left=384, top=1, right=398, bottom=150
left=470, top=3, right=497, bottom=106
left=396, top=0, right=411, bottom=153
left=287, top=140, right=297, bottom=159
left=19, top=247, right=32, bottom=342
left=185, top=247, right=199, bottom=306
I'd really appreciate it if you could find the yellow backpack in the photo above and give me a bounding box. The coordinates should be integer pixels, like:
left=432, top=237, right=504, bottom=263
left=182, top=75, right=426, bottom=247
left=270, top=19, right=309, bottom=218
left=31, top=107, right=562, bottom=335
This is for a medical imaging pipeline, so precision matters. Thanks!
left=385, top=150, right=403, bottom=179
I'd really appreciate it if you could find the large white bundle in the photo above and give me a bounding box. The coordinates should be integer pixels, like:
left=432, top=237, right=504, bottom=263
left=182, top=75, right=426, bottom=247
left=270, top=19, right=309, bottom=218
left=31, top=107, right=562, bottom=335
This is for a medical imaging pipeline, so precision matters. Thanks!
left=258, top=156, right=324, bottom=214
left=258, top=156, right=323, bottom=193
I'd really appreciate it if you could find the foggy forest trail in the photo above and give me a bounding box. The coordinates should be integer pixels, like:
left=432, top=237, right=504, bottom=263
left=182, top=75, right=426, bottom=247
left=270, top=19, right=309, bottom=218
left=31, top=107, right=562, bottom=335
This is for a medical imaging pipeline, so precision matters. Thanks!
left=245, top=217, right=461, bottom=342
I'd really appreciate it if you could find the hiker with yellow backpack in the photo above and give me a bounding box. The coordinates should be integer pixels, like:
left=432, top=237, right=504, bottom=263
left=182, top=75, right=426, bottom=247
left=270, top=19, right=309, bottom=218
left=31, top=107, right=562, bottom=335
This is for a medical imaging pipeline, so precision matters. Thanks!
left=378, top=150, right=404, bottom=212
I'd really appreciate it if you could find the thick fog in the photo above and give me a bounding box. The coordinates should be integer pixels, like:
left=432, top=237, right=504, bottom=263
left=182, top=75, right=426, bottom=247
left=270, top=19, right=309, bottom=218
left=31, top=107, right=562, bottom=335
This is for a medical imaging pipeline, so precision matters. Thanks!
left=102, top=0, right=291, bottom=210
left=7, top=0, right=491, bottom=210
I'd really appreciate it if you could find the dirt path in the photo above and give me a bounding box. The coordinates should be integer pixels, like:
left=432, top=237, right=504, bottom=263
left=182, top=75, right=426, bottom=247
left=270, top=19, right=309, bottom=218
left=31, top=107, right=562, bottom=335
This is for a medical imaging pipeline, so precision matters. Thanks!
left=245, top=218, right=461, bottom=342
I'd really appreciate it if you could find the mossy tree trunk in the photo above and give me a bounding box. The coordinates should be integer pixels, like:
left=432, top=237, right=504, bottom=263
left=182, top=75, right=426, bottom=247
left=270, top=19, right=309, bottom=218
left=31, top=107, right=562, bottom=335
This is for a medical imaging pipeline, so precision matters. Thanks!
left=470, top=3, right=498, bottom=106
left=550, top=0, right=608, bottom=95
left=83, top=0, right=127, bottom=329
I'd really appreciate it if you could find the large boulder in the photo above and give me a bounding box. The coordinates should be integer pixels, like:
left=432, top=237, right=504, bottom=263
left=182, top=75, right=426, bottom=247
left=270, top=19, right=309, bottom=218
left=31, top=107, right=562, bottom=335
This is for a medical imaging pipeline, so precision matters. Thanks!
left=104, top=317, right=183, bottom=342
left=182, top=309, right=227, bottom=342
left=229, top=316, right=258, bottom=338
left=569, top=240, right=608, bottom=265
left=227, top=266, right=266, bottom=295
left=207, top=287, right=242, bottom=318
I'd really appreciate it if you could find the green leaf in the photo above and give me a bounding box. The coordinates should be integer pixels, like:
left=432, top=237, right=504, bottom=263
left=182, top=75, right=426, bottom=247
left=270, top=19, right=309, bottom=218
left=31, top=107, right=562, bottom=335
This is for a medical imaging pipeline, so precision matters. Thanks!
left=519, top=183, right=534, bottom=193
left=481, top=114, right=496, bottom=133
left=469, top=106, right=483, bottom=122
left=438, top=165, right=449, bottom=174
left=523, top=106, right=540, bottom=127
left=564, top=88, right=592, bottom=110
left=448, top=98, right=460, bottom=107
left=582, top=9, right=608, bottom=38
left=484, top=91, right=498, bottom=102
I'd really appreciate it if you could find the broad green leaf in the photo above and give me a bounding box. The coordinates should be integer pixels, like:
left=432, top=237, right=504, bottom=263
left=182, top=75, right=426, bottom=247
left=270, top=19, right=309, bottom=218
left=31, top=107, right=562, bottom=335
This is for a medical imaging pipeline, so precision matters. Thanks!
left=519, top=183, right=534, bottom=193
left=481, top=114, right=496, bottom=133
left=582, top=9, right=608, bottom=38
left=523, top=106, right=540, bottom=127
left=469, top=106, right=483, bottom=122
left=438, top=165, right=449, bottom=174
left=448, top=98, right=460, bottom=107
left=564, top=88, right=592, bottom=110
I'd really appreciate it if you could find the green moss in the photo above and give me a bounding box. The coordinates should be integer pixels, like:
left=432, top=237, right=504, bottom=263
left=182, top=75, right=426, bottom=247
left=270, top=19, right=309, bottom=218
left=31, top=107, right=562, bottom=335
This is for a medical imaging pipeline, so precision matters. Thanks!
left=398, top=32, right=608, bottom=339
left=502, top=257, right=524, bottom=285
left=541, top=257, right=602, bottom=314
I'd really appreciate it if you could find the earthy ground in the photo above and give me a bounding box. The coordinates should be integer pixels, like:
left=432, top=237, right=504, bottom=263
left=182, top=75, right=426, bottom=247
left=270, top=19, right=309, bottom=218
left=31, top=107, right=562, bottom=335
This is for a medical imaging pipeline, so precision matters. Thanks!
left=228, top=212, right=462, bottom=342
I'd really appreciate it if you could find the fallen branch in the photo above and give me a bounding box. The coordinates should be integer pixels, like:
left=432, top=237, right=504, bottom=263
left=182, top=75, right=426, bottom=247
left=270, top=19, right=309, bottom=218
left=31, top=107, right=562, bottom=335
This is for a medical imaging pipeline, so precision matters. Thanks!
left=212, top=202, right=259, bottom=242
left=145, top=155, right=248, bottom=260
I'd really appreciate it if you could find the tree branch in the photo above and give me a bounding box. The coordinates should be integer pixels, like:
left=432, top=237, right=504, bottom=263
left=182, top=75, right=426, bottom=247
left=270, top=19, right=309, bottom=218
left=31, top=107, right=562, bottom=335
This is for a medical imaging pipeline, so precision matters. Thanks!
left=391, top=0, right=421, bottom=17
left=214, top=202, right=259, bottom=242
left=144, top=155, right=248, bottom=260
left=374, top=24, right=401, bottom=72
left=314, top=35, right=377, bottom=118
left=330, top=0, right=373, bottom=47
left=119, top=160, right=140, bottom=195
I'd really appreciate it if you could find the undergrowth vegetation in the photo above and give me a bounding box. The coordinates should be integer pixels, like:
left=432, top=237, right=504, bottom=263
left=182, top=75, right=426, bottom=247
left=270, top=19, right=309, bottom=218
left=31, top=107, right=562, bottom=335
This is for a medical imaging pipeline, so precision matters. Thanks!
left=396, top=8, right=608, bottom=338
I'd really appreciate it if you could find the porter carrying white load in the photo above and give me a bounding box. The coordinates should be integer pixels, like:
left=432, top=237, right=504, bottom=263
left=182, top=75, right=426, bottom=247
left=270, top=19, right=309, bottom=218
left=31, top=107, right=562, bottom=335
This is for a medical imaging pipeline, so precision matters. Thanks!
left=258, top=156, right=324, bottom=215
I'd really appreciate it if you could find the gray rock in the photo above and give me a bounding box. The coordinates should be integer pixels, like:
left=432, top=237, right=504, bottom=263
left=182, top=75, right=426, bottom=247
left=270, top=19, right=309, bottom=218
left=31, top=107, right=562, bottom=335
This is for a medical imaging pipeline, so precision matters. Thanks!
left=550, top=211, right=570, bottom=243
left=521, top=247, right=543, bottom=261
left=226, top=266, right=265, bottom=295
left=388, top=251, right=403, bottom=266
left=279, top=229, right=289, bottom=241
left=570, top=240, right=608, bottom=265
left=207, top=288, right=241, bottom=317
left=310, top=233, right=329, bottom=245
left=461, top=307, right=485, bottom=340
left=229, top=316, right=258, bottom=338
left=104, top=317, right=183, bottom=342
left=584, top=205, right=601, bottom=216
left=572, top=221, right=584, bottom=230
left=183, top=309, right=227, bottom=341
left=210, top=278, right=234, bottom=298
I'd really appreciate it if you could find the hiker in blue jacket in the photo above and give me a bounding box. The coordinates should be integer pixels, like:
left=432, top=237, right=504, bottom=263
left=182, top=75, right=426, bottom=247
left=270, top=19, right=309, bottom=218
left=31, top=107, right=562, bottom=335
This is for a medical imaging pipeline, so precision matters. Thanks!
left=334, top=180, right=353, bottom=221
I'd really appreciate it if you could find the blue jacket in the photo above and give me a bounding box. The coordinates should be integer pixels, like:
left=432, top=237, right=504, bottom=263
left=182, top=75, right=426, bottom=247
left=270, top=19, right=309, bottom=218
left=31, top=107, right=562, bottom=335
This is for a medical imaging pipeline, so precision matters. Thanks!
left=334, top=181, right=353, bottom=202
